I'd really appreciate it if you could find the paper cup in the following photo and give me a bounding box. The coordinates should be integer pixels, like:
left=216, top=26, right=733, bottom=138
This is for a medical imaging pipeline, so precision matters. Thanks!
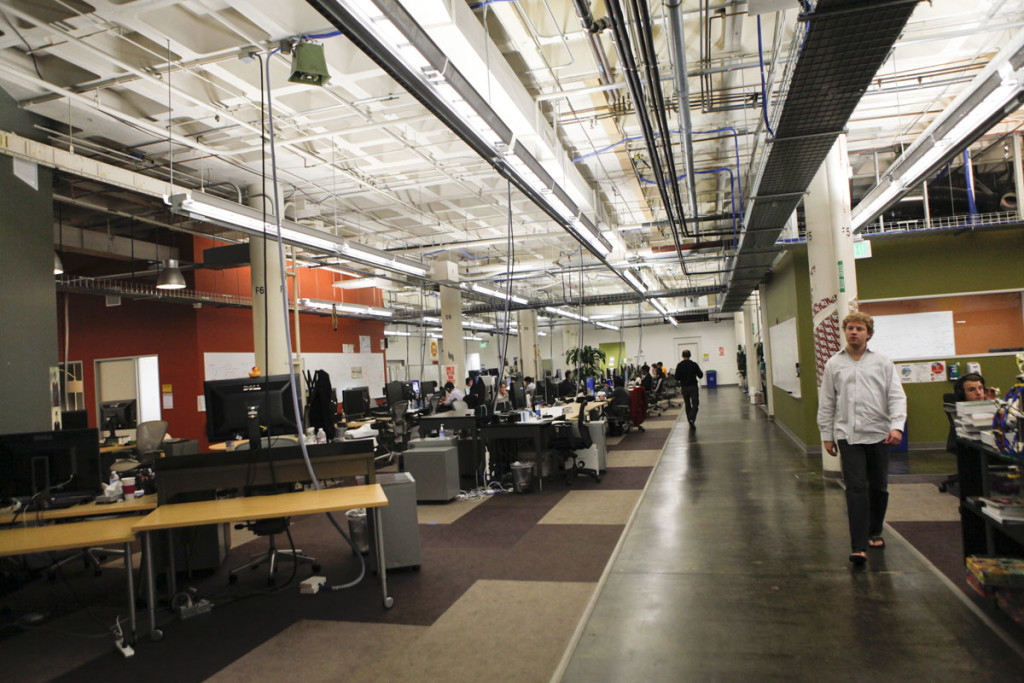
left=122, top=477, right=136, bottom=496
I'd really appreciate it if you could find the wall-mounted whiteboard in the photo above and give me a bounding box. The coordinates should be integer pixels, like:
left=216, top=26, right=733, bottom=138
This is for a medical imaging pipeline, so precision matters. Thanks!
left=769, top=317, right=801, bottom=398
left=203, top=352, right=387, bottom=398
left=869, top=311, right=955, bottom=361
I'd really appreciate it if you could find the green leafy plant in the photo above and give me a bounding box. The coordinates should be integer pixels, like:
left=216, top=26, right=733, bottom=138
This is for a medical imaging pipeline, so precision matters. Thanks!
left=565, top=345, right=607, bottom=381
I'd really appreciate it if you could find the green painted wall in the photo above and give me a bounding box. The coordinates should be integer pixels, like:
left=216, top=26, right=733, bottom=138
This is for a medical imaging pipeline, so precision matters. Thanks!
left=764, top=230, right=1024, bottom=450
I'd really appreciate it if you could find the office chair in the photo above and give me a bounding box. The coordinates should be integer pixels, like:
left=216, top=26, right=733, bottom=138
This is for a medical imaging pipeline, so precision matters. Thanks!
left=376, top=400, right=410, bottom=467
left=549, top=400, right=601, bottom=485
left=662, top=377, right=681, bottom=408
left=451, top=399, right=469, bottom=413
left=110, top=420, right=167, bottom=473
left=228, top=515, right=320, bottom=586
left=646, top=379, right=664, bottom=417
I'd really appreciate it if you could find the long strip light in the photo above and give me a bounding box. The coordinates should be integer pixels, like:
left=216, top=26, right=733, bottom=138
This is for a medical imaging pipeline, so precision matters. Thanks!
left=649, top=298, right=669, bottom=315
left=666, top=316, right=679, bottom=327
left=299, top=297, right=392, bottom=318
left=622, top=268, right=648, bottom=294
left=544, top=306, right=589, bottom=322
left=470, top=283, right=529, bottom=305
left=593, top=321, right=620, bottom=331
left=851, top=36, right=1024, bottom=231
left=167, top=192, right=428, bottom=277
left=310, top=0, right=621, bottom=270
left=384, top=329, right=411, bottom=337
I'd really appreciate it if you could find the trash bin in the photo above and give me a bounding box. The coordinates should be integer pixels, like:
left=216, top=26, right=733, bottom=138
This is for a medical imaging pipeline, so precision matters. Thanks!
left=510, top=461, right=534, bottom=493
left=346, top=508, right=370, bottom=554
left=706, top=370, right=717, bottom=388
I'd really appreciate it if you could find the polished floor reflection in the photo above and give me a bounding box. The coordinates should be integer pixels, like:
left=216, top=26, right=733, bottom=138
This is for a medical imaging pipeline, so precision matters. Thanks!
left=561, top=388, right=1024, bottom=681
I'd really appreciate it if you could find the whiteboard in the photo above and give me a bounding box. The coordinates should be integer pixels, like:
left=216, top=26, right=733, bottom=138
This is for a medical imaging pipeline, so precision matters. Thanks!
left=769, top=317, right=801, bottom=398
left=869, top=311, right=955, bottom=361
left=203, top=352, right=387, bottom=398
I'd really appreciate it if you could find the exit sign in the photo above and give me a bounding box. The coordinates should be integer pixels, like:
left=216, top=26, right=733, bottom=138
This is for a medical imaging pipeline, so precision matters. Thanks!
left=853, top=240, right=872, bottom=259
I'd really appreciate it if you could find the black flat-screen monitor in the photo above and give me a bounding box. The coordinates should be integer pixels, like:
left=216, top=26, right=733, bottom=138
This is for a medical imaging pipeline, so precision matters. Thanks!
left=203, top=375, right=300, bottom=443
left=100, top=399, right=136, bottom=431
left=402, top=381, right=415, bottom=401
left=343, top=386, right=371, bottom=418
left=61, top=410, right=89, bottom=430
left=420, top=380, right=437, bottom=396
left=0, top=428, right=103, bottom=499
left=411, top=380, right=420, bottom=396
left=510, top=380, right=527, bottom=410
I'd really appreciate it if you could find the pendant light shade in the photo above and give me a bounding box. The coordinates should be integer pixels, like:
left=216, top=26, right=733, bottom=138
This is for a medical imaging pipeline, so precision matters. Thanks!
left=53, top=252, right=64, bottom=275
left=156, top=259, right=186, bottom=290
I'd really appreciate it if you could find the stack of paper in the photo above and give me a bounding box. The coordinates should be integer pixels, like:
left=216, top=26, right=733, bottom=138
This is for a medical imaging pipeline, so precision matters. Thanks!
left=955, top=400, right=997, bottom=438
left=966, top=556, right=1024, bottom=588
left=979, top=497, right=1024, bottom=523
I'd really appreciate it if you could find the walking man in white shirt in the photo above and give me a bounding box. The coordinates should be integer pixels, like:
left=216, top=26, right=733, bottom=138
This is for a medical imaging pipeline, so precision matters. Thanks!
left=817, top=312, right=907, bottom=565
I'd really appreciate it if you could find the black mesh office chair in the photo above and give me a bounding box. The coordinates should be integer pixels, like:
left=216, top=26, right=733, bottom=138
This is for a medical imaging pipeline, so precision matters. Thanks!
left=646, top=379, right=664, bottom=417
left=549, top=400, right=602, bottom=485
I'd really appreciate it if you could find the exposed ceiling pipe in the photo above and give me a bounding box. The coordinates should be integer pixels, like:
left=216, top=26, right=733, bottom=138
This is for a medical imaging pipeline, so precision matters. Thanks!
left=667, top=0, right=700, bottom=221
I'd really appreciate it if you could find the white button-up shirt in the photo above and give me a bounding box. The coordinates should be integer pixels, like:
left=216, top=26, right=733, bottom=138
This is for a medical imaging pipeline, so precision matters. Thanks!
left=817, top=347, right=907, bottom=444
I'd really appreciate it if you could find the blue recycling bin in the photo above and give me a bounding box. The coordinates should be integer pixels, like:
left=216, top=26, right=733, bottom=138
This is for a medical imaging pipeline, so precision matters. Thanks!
left=706, top=370, right=717, bottom=388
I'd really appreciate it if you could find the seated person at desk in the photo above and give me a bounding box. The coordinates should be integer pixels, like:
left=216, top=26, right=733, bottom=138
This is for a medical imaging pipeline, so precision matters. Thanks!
left=495, top=382, right=511, bottom=411
left=438, top=381, right=465, bottom=412
left=640, top=364, right=655, bottom=392
left=559, top=371, right=577, bottom=399
left=610, top=375, right=631, bottom=408
left=524, top=376, right=537, bottom=396
left=945, top=372, right=997, bottom=452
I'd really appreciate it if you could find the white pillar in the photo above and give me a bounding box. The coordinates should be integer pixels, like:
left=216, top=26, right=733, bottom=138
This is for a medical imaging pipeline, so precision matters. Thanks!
left=807, top=136, right=859, bottom=475
left=517, top=309, right=540, bottom=381
left=248, top=184, right=290, bottom=376
left=758, top=284, right=775, bottom=416
left=439, top=285, right=465, bottom=388
left=744, top=299, right=759, bottom=402
left=733, top=310, right=746, bottom=391
left=1013, top=134, right=1024, bottom=220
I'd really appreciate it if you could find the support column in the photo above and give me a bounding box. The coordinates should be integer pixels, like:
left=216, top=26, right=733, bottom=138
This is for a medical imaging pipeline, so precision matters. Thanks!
left=758, top=284, right=775, bottom=417
left=733, top=311, right=746, bottom=392
left=743, top=298, right=760, bottom=402
left=1013, top=134, right=1024, bottom=220
left=807, top=136, right=858, bottom=475
left=248, top=184, right=290, bottom=376
left=439, top=285, right=465, bottom=388
left=517, top=309, right=540, bottom=381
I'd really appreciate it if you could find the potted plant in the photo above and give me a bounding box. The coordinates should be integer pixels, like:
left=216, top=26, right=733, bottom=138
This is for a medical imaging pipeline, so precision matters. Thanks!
left=565, top=345, right=607, bottom=383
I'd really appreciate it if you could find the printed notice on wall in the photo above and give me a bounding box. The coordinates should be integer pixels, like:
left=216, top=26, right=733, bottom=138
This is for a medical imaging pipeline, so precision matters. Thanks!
left=896, top=361, right=946, bottom=383
left=359, top=335, right=371, bottom=353
left=351, top=366, right=364, bottom=379
left=343, top=344, right=355, bottom=353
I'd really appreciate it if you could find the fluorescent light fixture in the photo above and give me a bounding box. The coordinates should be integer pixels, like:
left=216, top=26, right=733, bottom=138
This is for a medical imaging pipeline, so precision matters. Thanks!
left=299, top=298, right=392, bottom=318
left=384, top=330, right=411, bottom=337
left=463, top=335, right=483, bottom=341
left=422, top=316, right=440, bottom=324
left=593, top=321, right=619, bottom=331
left=649, top=298, right=668, bottom=315
left=339, top=241, right=428, bottom=277
left=622, top=268, right=647, bottom=293
left=470, top=283, right=529, bottom=305
left=463, top=320, right=494, bottom=330
left=537, top=330, right=547, bottom=337
left=666, top=316, right=679, bottom=327
left=167, top=192, right=428, bottom=278
left=568, top=218, right=612, bottom=258
left=544, top=306, right=589, bottom=322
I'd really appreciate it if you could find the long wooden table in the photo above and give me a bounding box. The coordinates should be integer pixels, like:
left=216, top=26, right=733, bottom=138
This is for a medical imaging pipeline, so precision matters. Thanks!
left=0, top=493, right=157, bottom=525
left=130, top=484, right=391, bottom=640
left=0, top=516, right=140, bottom=644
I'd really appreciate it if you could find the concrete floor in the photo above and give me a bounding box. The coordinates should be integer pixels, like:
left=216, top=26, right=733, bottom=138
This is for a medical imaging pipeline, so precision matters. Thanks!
left=561, top=388, right=1024, bottom=681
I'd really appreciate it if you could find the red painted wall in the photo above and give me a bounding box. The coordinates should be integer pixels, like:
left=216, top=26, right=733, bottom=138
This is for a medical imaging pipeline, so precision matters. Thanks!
left=59, top=236, right=386, bottom=450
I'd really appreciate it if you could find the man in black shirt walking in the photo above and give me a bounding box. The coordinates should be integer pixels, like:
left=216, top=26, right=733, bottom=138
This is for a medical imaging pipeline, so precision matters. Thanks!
left=674, top=350, right=704, bottom=429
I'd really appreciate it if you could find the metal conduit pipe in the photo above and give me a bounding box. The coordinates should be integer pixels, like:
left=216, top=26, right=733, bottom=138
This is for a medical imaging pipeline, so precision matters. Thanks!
left=668, top=0, right=700, bottom=221
left=603, top=0, right=689, bottom=275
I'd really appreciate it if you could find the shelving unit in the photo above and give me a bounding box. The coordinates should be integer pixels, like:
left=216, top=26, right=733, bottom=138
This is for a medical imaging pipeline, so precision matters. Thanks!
left=955, top=437, right=1024, bottom=562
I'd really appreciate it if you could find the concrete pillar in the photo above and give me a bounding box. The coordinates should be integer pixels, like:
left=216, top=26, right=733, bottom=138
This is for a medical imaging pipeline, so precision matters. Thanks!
left=517, top=309, right=540, bottom=381
left=758, top=284, right=775, bottom=417
left=1013, top=134, right=1024, bottom=220
left=807, top=136, right=858, bottom=476
left=247, top=184, right=290, bottom=376
left=0, top=157, right=56, bottom=432
left=733, top=310, right=746, bottom=391
left=439, top=285, right=465, bottom=388
left=743, top=298, right=760, bottom=402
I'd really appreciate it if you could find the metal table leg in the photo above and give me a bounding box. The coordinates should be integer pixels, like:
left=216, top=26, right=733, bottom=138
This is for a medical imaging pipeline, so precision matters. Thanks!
left=144, top=532, right=163, bottom=641
left=372, top=506, right=393, bottom=609
left=123, top=541, right=136, bottom=644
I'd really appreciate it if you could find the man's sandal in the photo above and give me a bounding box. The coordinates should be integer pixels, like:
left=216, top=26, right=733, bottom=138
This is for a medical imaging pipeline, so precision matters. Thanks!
left=868, top=537, right=885, bottom=549
left=849, top=551, right=867, bottom=565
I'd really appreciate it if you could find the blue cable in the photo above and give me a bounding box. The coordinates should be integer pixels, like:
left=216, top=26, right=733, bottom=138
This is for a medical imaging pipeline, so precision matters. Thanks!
left=469, top=0, right=518, bottom=8
left=756, top=16, right=776, bottom=138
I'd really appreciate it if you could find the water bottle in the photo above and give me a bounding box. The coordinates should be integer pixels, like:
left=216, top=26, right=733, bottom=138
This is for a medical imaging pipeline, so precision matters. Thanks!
left=439, top=424, right=446, bottom=439
left=316, top=427, right=327, bottom=444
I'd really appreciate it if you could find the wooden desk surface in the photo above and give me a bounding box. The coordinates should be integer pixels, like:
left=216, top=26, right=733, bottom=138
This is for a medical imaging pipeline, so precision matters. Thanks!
left=100, top=444, right=135, bottom=454
left=0, top=516, right=138, bottom=557
left=132, top=484, right=387, bottom=533
left=0, top=493, right=157, bottom=525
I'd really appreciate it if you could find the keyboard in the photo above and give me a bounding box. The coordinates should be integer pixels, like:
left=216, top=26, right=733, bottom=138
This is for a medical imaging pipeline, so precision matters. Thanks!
left=44, top=493, right=96, bottom=509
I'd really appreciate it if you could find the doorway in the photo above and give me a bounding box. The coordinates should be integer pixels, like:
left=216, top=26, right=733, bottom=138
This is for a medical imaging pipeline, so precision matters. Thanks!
left=674, top=338, right=703, bottom=386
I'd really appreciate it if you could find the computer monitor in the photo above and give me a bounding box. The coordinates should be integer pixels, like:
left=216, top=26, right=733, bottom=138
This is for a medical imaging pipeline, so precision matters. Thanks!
left=342, top=386, right=371, bottom=419
left=510, top=380, right=527, bottom=410
left=203, top=375, right=300, bottom=443
left=0, top=428, right=103, bottom=499
left=100, top=399, right=136, bottom=434
left=586, top=377, right=596, bottom=395
left=411, top=380, right=420, bottom=396
left=385, top=381, right=405, bottom=406
left=61, top=410, right=89, bottom=430
left=420, top=380, right=437, bottom=396
left=402, top=381, right=415, bottom=401
left=544, top=378, right=559, bottom=403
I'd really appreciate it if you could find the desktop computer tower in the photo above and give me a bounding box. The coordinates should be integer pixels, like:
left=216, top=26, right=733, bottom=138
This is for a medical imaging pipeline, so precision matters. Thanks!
left=369, top=472, right=421, bottom=571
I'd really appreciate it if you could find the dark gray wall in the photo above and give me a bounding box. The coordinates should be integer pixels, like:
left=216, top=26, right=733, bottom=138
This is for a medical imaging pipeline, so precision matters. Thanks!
left=0, top=155, right=56, bottom=433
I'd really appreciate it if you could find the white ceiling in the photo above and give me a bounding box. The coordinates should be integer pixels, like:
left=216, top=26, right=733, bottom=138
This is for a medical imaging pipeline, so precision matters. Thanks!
left=2, top=0, right=1023, bottom=327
